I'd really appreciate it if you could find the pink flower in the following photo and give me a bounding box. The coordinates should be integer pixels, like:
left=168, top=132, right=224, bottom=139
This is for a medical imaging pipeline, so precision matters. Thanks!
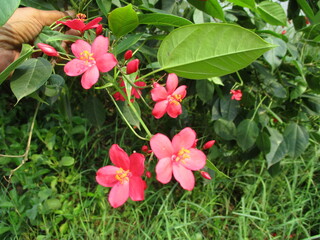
left=124, top=50, right=133, bottom=60
left=113, top=80, right=146, bottom=102
left=57, top=16, right=102, bottom=33
left=230, top=89, right=242, bottom=101
left=151, top=73, right=187, bottom=119
left=150, top=127, right=207, bottom=190
left=126, top=59, right=140, bottom=74
left=203, top=140, right=216, bottom=150
left=200, top=171, right=212, bottom=180
left=64, top=36, right=117, bottom=89
left=96, top=144, right=146, bottom=208
left=37, top=43, right=59, bottom=57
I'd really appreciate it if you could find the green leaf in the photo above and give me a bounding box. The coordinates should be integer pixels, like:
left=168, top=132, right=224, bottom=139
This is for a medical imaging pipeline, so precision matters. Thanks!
left=10, top=57, right=52, bottom=103
left=0, top=44, right=34, bottom=85
left=96, top=0, right=112, bottom=17
left=196, top=79, right=215, bottom=103
left=220, top=96, right=240, bottom=121
left=214, top=119, right=236, bottom=140
left=60, top=156, right=75, bottom=166
left=257, top=1, right=287, bottom=26
left=283, top=122, right=309, bottom=159
left=43, top=198, right=61, bottom=211
left=206, top=159, right=230, bottom=178
left=84, top=96, right=106, bottom=128
left=0, top=0, right=20, bottom=26
left=108, top=4, right=139, bottom=37
left=226, top=0, right=256, bottom=10
left=119, top=101, right=141, bottom=128
left=158, top=23, right=276, bottom=79
left=138, top=13, right=193, bottom=27
left=263, top=36, right=287, bottom=71
left=20, top=0, right=55, bottom=10
left=266, top=128, right=287, bottom=168
left=187, top=0, right=225, bottom=21
left=256, top=131, right=271, bottom=153
left=296, top=0, right=315, bottom=23
left=236, top=119, right=259, bottom=151
left=113, top=34, right=143, bottom=56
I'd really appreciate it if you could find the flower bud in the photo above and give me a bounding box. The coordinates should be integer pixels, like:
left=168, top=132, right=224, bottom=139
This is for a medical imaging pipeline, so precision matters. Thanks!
left=96, top=24, right=103, bottom=35
left=203, top=140, right=215, bottom=150
left=37, top=43, right=59, bottom=57
left=141, top=145, right=149, bottom=153
left=281, top=30, right=286, bottom=35
left=200, top=171, right=212, bottom=180
left=146, top=171, right=152, bottom=178
left=124, top=50, right=133, bottom=60
left=126, top=59, right=139, bottom=74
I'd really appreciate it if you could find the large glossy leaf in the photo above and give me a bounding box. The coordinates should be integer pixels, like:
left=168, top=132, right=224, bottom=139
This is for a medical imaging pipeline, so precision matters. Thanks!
left=0, top=0, right=20, bottom=26
left=10, top=58, right=52, bottom=102
left=138, top=13, right=192, bottom=27
left=158, top=23, right=275, bottom=79
left=108, top=4, right=139, bottom=37
left=257, top=1, right=287, bottom=26
left=226, top=0, right=255, bottom=10
left=187, top=0, right=225, bottom=21
left=266, top=128, right=287, bottom=168
left=84, top=96, right=106, bottom=128
left=284, top=123, right=309, bottom=159
left=236, top=119, right=259, bottom=151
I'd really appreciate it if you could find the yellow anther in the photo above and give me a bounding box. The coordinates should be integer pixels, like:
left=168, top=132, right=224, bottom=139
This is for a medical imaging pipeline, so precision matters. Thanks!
left=175, top=148, right=190, bottom=164
left=76, top=13, right=87, bottom=21
left=169, top=94, right=183, bottom=105
left=115, top=168, right=130, bottom=184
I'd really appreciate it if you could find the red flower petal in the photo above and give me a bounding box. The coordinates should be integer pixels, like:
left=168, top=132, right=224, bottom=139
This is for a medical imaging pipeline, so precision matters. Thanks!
left=150, top=133, right=173, bottom=159
left=81, top=65, right=99, bottom=89
left=95, top=53, right=117, bottom=72
left=96, top=166, right=119, bottom=187
left=109, top=144, right=130, bottom=170
left=182, top=148, right=206, bottom=171
left=152, top=100, right=169, bottom=119
left=155, top=157, right=173, bottom=184
left=129, top=153, right=145, bottom=176
left=71, top=39, right=92, bottom=58
left=166, top=73, right=178, bottom=95
left=172, top=164, right=195, bottom=191
left=108, top=182, right=129, bottom=208
left=166, top=102, right=182, bottom=118
left=129, top=176, right=145, bottom=201
left=92, top=35, right=109, bottom=59
left=151, top=86, right=168, bottom=101
left=172, top=127, right=196, bottom=152
left=64, top=59, right=89, bottom=76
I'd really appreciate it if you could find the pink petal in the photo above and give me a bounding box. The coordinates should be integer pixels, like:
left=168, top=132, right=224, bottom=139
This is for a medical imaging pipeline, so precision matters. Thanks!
left=129, top=153, right=145, bottom=176
left=109, top=144, right=130, bottom=170
left=182, top=148, right=206, bottom=171
left=151, top=86, right=168, bottom=101
left=71, top=40, right=92, bottom=58
left=172, top=85, right=187, bottom=99
left=166, top=102, right=182, bottom=118
left=81, top=65, right=100, bottom=89
left=152, top=100, right=168, bottom=119
left=95, top=53, right=118, bottom=72
left=108, top=182, right=129, bottom=208
left=64, top=59, right=89, bottom=76
left=155, top=157, right=173, bottom=184
left=92, top=35, right=109, bottom=59
left=129, top=176, right=145, bottom=201
left=150, top=133, right=173, bottom=159
left=96, top=166, right=119, bottom=187
left=172, top=164, right=195, bottom=191
left=172, top=127, right=196, bottom=152
left=166, top=73, right=178, bottom=95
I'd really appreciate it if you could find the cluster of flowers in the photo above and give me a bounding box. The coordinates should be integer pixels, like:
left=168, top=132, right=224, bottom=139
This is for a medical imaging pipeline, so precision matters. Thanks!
left=37, top=14, right=241, bottom=208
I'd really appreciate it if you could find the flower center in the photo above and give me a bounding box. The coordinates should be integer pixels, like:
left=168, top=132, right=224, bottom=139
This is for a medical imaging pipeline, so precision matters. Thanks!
left=115, top=168, right=131, bottom=184
left=174, top=147, right=190, bottom=164
left=79, top=50, right=96, bottom=67
left=168, top=94, right=182, bottom=105
left=76, top=13, right=87, bottom=21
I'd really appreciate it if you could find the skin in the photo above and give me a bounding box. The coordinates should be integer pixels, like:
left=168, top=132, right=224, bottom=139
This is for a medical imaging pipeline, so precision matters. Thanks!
left=0, top=7, right=72, bottom=72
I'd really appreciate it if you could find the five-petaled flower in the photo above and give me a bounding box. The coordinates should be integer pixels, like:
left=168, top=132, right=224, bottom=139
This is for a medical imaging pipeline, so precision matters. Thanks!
left=151, top=73, right=187, bottom=119
left=96, top=144, right=146, bottom=208
left=150, top=127, right=206, bottom=190
left=230, top=89, right=242, bottom=101
left=57, top=16, right=102, bottom=33
left=64, top=35, right=117, bottom=89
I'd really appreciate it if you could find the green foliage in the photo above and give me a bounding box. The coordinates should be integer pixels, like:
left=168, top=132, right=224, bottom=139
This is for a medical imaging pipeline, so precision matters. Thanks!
left=257, top=1, right=287, bottom=26
left=0, top=0, right=20, bottom=26
left=187, top=0, right=225, bottom=21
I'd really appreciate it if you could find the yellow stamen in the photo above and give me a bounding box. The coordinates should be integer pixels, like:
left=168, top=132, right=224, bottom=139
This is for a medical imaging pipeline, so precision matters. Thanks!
left=169, top=94, right=183, bottom=105
left=115, top=168, right=130, bottom=184
left=175, top=148, right=190, bottom=164
left=76, top=13, right=87, bottom=21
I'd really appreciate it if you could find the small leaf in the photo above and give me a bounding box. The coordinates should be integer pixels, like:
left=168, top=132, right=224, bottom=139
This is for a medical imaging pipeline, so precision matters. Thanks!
left=43, top=198, right=61, bottom=211
left=139, top=13, right=192, bottom=27
left=196, top=79, right=215, bottom=103
left=236, top=119, right=259, bottom=151
left=84, top=96, right=106, bottom=127
left=266, top=128, right=287, bottom=168
left=263, top=36, right=287, bottom=71
left=214, top=119, right=236, bottom=140
left=113, top=34, right=143, bottom=56
left=283, top=122, right=309, bottom=159
left=257, top=1, right=287, bottom=26
left=96, top=0, right=112, bottom=17
left=187, top=0, right=225, bottom=21
left=226, top=0, right=256, bottom=10
left=206, top=159, right=230, bottom=178
left=0, top=0, right=20, bottom=26
left=118, top=101, right=141, bottom=129
left=108, top=4, right=139, bottom=37
left=220, top=96, right=240, bottom=121
left=10, top=57, right=52, bottom=103
left=256, top=131, right=271, bottom=153
left=60, top=156, right=75, bottom=166
left=158, top=23, right=276, bottom=79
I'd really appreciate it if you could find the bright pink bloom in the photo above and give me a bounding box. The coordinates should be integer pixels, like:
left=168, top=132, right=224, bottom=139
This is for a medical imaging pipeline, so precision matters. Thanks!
left=113, top=80, right=146, bottom=102
left=124, top=50, right=133, bottom=60
left=126, top=59, right=140, bottom=74
left=64, top=36, right=117, bottom=89
left=203, top=140, right=216, bottom=150
left=200, top=171, right=212, bottom=180
left=230, top=89, right=242, bottom=101
left=96, top=144, right=146, bottom=208
left=151, top=73, right=187, bottom=119
left=57, top=17, right=102, bottom=33
left=150, top=127, right=207, bottom=191
left=37, top=43, right=59, bottom=57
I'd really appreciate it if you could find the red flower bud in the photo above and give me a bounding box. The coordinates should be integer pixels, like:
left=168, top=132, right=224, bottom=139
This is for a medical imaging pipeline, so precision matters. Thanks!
left=281, top=30, right=286, bottom=35
left=126, top=59, right=139, bottom=74
left=203, top=140, right=216, bottom=150
left=146, top=171, right=152, bottom=178
left=96, top=24, right=103, bottom=35
left=230, top=89, right=242, bottom=101
left=200, top=171, right=212, bottom=180
left=124, top=50, right=133, bottom=60
left=37, top=43, right=59, bottom=57
left=141, top=145, right=149, bottom=153
left=305, top=17, right=310, bottom=24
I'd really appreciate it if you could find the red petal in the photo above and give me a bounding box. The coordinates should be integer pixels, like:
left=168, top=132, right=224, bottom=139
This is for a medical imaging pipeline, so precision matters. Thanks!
left=151, top=86, right=168, bottom=101
left=71, top=40, right=92, bottom=58
left=57, top=19, right=86, bottom=31
left=83, top=17, right=103, bottom=30
left=92, top=35, right=109, bottom=59
left=64, top=59, right=89, bottom=76
left=182, top=148, right=206, bottom=171
left=166, top=102, right=182, bottom=118
left=81, top=65, right=99, bottom=89
left=150, top=133, right=173, bottom=159
left=172, top=164, right=195, bottom=191
left=172, top=127, right=196, bottom=152
left=166, top=73, right=178, bottom=95
left=129, top=176, right=145, bottom=201
left=95, top=53, right=117, bottom=72
left=155, top=157, right=173, bottom=184
left=152, top=100, right=168, bottom=119
left=129, top=153, right=145, bottom=176
left=108, top=182, right=129, bottom=208
left=96, top=166, right=119, bottom=187
left=109, top=144, right=130, bottom=169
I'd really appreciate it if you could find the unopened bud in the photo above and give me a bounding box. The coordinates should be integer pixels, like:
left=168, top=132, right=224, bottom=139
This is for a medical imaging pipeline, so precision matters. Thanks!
left=37, top=43, right=59, bottom=57
left=96, top=24, right=103, bottom=35
left=126, top=59, right=139, bottom=74
left=203, top=140, right=215, bottom=150
left=124, top=50, right=133, bottom=60
left=146, top=171, right=152, bottom=178
left=200, top=171, right=212, bottom=180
